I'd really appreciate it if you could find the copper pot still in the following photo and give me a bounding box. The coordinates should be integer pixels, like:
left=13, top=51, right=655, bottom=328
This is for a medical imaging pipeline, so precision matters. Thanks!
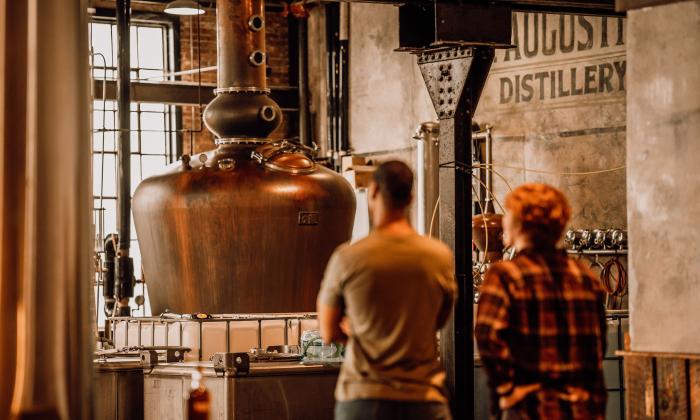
left=472, top=213, right=504, bottom=262
left=132, top=0, right=355, bottom=315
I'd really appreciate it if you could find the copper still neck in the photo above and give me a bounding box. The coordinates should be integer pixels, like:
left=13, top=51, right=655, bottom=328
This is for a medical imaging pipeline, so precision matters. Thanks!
left=203, top=0, right=282, bottom=142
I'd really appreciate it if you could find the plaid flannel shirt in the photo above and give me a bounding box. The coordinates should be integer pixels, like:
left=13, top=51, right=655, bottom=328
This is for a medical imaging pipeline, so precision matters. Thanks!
left=475, top=248, right=607, bottom=420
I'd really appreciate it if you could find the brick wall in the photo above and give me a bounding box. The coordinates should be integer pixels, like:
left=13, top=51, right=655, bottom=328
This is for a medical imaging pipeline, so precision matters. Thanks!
left=180, top=10, right=293, bottom=155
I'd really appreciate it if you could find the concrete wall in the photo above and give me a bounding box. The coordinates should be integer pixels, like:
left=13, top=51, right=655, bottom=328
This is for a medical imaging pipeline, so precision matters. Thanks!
left=348, top=3, right=436, bottom=163
left=346, top=9, right=628, bottom=229
left=475, top=14, right=627, bottom=228
left=626, top=0, right=700, bottom=353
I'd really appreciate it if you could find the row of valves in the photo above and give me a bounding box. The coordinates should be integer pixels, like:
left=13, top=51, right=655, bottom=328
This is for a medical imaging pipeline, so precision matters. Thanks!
left=565, top=229, right=627, bottom=250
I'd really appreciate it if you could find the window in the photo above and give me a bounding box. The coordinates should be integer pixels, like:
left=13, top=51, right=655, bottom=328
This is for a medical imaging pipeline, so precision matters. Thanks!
left=90, top=18, right=178, bottom=321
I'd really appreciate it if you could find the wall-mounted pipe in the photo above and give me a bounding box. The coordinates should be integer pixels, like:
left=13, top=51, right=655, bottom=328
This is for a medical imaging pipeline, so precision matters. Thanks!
left=413, top=122, right=440, bottom=237
left=116, top=0, right=134, bottom=316
left=103, top=234, right=117, bottom=316
left=116, top=0, right=131, bottom=253
left=298, top=17, right=310, bottom=146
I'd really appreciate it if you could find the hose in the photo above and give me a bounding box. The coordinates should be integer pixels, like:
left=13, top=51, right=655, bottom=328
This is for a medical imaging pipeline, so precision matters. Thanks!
left=601, top=257, right=628, bottom=297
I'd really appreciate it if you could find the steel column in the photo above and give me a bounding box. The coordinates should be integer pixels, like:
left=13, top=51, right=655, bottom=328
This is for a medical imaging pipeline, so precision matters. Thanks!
left=417, top=46, right=494, bottom=419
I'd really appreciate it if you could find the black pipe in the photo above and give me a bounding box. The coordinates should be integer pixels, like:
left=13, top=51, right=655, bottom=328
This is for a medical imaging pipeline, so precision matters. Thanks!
left=116, top=0, right=131, bottom=253
left=325, top=3, right=341, bottom=168
left=103, top=234, right=117, bottom=316
left=298, top=18, right=310, bottom=147
left=339, top=39, right=349, bottom=152
left=116, top=0, right=134, bottom=316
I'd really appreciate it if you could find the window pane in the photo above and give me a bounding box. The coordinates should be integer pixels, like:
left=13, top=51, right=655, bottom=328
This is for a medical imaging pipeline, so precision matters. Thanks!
left=93, top=131, right=116, bottom=153
left=131, top=155, right=142, bottom=196
left=141, top=130, right=167, bottom=155
left=90, top=23, right=114, bottom=68
left=111, top=25, right=119, bottom=70
left=100, top=199, right=117, bottom=237
left=131, top=131, right=140, bottom=153
left=139, top=69, right=165, bottom=81
left=130, top=26, right=139, bottom=66
left=130, top=238, right=142, bottom=277
left=93, top=104, right=116, bottom=127
left=94, top=100, right=117, bottom=112
left=141, top=155, right=167, bottom=180
left=93, top=153, right=117, bottom=197
left=139, top=103, right=165, bottom=112
left=138, top=27, right=165, bottom=70
left=130, top=111, right=139, bottom=129
left=140, top=112, right=165, bottom=132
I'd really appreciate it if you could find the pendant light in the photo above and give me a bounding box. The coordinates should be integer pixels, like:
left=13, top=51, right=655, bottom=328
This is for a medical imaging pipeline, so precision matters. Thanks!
left=164, top=0, right=205, bottom=16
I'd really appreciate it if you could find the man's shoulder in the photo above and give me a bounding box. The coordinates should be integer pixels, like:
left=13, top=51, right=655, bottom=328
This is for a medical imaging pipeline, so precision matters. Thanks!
left=415, top=235, right=455, bottom=262
left=336, top=234, right=453, bottom=264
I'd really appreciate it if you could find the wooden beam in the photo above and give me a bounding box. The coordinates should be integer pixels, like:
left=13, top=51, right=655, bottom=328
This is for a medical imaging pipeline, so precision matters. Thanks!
left=92, top=79, right=300, bottom=111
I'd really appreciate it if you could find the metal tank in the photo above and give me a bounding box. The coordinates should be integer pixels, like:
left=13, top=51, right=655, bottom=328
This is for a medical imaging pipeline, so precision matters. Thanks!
left=132, top=0, right=355, bottom=315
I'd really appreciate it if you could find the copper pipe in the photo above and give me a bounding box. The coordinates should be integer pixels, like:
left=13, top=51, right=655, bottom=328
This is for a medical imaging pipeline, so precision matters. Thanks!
left=203, top=0, right=282, bottom=141
left=217, top=0, right=266, bottom=89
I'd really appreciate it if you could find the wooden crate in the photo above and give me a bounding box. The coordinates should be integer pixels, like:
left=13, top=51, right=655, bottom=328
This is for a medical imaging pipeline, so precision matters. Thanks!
left=619, top=351, right=700, bottom=419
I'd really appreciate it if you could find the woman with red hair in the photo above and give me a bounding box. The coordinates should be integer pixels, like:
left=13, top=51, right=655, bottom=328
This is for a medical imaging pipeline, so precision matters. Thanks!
left=475, top=183, right=607, bottom=420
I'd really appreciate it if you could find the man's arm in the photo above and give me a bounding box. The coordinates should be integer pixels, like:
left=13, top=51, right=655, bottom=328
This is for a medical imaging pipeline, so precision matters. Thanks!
left=436, top=255, right=458, bottom=329
left=436, top=276, right=457, bottom=330
left=316, top=246, right=349, bottom=345
left=317, top=301, right=347, bottom=344
left=474, top=265, right=515, bottom=415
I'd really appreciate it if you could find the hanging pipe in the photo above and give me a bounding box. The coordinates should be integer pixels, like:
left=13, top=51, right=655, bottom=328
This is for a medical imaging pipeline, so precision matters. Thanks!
left=115, top=0, right=134, bottom=316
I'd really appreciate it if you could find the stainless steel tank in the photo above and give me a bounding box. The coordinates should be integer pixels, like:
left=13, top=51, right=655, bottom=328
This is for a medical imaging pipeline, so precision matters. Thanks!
left=132, top=0, right=355, bottom=315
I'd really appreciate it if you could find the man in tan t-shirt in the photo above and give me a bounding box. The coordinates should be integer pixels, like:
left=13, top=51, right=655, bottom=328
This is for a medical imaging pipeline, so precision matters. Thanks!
left=317, top=160, right=456, bottom=420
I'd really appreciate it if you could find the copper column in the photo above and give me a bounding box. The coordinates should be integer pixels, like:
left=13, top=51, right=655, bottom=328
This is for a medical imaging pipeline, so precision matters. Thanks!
left=203, top=0, right=282, bottom=141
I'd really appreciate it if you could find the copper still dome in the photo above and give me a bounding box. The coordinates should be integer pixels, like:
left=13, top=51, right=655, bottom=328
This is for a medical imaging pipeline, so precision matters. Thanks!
left=132, top=0, right=356, bottom=315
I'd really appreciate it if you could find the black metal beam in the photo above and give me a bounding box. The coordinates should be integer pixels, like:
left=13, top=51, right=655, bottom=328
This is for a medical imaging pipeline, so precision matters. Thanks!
left=330, top=0, right=622, bottom=17
left=92, top=79, right=300, bottom=111
left=415, top=46, right=494, bottom=419
left=400, top=3, right=513, bottom=50
left=615, top=0, right=684, bottom=11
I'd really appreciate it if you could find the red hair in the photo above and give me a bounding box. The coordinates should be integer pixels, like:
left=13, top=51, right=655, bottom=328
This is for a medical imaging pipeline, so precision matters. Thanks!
left=505, top=183, right=571, bottom=246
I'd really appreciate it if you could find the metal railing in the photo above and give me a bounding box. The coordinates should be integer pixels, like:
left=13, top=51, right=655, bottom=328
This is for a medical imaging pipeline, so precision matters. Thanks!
left=108, top=312, right=318, bottom=361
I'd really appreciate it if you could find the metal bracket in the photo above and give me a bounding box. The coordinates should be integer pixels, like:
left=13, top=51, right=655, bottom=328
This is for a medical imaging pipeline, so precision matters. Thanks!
left=140, top=350, right=159, bottom=370
left=212, top=352, right=250, bottom=377
left=137, top=346, right=189, bottom=369
left=417, top=47, right=474, bottom=120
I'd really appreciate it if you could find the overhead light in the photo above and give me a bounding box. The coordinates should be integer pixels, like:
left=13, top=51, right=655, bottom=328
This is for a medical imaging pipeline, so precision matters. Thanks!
left=164, top=0, right=205, bottom=16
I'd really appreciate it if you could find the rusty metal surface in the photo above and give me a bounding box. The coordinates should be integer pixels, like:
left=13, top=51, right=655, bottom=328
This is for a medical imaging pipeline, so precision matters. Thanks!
left=133, top=145, right=355, bottom=315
